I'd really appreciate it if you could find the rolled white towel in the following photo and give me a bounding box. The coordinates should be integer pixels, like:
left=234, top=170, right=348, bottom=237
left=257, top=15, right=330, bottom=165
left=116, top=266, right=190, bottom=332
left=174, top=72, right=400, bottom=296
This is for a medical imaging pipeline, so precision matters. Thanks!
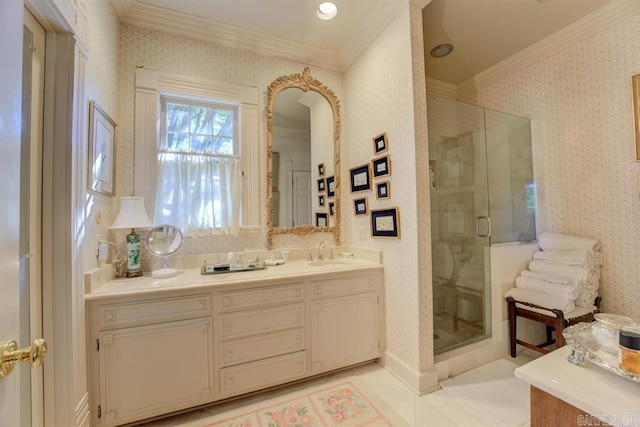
left=515, top=276, right=578, bottom=300
left=538, top=232, right=600, bottom=253
left=575, top=290, right=598, bottom=307
left=532, top=250, right=600, bottom=267
left=521, top=270, right=578, bottom=286
left=528, top=260, right=599, bottom=283
left=458, top=266, right=483, bottom=279
left=505, top=288, right=575, bottom=315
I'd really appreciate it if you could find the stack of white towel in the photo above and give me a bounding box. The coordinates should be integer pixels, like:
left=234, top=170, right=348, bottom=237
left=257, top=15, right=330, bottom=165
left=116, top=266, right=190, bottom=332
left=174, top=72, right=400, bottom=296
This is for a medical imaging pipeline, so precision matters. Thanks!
left=505, top=232, right=601, bottom=315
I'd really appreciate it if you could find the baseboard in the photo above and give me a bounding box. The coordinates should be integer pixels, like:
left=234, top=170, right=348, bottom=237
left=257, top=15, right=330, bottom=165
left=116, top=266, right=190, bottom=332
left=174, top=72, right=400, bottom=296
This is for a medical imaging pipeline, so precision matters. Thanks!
left=380, top=351, right=439, bottom=395
left=74, top=393, right=90, bottom=427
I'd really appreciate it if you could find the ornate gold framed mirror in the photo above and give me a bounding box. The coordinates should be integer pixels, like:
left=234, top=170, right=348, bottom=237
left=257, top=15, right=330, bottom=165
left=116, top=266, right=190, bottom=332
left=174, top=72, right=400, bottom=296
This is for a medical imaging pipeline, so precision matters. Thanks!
left=266, top=67, right=341, bottom=249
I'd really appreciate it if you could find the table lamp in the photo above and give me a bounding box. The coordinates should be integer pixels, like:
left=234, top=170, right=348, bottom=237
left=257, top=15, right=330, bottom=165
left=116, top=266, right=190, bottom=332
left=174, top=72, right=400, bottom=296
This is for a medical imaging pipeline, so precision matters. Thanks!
left=110, top=196, right=153, bottom=277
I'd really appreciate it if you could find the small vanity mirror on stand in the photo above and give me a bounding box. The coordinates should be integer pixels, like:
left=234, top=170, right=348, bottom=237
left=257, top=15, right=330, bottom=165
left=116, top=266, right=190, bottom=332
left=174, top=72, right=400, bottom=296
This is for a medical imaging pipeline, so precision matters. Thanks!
left=145, top=224, right=183, bottom=278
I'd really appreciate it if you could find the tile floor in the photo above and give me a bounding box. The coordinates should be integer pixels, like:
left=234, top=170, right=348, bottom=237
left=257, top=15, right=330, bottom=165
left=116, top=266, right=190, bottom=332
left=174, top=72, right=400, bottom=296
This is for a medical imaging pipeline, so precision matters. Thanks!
left=136, top=352, right=537, bottom=427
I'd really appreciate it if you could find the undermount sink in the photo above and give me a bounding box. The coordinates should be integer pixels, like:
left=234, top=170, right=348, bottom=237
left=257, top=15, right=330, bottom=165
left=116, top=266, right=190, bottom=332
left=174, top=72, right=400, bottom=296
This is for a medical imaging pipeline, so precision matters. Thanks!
left=308, top=259, right=354, bottom=267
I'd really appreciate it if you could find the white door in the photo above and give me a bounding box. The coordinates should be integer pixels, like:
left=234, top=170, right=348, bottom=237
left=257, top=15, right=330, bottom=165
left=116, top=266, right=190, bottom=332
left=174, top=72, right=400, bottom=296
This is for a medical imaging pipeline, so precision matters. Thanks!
left=0, top=4, right=46, bottom=426
left=292, top=170, right=311, bottom=226
left=0, top=1, right=30, bottom=425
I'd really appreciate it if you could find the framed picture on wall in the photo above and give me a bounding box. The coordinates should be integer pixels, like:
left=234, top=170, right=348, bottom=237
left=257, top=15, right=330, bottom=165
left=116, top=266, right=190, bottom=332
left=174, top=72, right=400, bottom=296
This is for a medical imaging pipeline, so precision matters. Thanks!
left=373, top=132, right=388, bottom=155
left=372, top=155, right=391, bottom=178
left=353, top=197, right=368, bottom=216
left=318, top=163, right=325, bottom=176
left=376, top=181, right=390, bottom=199
left=317, top=178, right=326, bottom=192
left=371, top=207, right=400, bottom=238
left=329, top=201, right=335, bottom=216
left=326, top=176, right=335, bottom=197
left=316, top=212, right=328, bottom=227
left=438, top=133, right=474, bottom=188
left=349, top=164, right=371, bottom=192
left=319, top=194, right=325, bottom=207
left=88, top=101, right=117, bottom=196
left=439, top=192, right=474, bottom=239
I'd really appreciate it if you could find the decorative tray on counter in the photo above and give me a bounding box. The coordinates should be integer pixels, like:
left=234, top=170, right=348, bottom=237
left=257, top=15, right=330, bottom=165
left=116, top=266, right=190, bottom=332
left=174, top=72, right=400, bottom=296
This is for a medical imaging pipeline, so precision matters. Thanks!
left=563, top=322, right=640, bottom=383
left=200, top=261, right=266, bottom=275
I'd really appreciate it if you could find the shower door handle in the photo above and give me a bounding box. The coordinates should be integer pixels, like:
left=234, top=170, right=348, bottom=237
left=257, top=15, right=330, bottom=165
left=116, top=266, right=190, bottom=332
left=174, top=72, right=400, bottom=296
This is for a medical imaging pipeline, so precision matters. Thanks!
left=474, top=216, right=491, bottom=238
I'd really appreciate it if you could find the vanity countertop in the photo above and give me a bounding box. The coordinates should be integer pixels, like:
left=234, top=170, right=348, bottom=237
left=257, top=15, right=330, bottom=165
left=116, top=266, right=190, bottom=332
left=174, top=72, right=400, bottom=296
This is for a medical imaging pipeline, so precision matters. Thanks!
left=86, top=258, right=382, bottom=300
left=515, top=346, right=640, bottom=426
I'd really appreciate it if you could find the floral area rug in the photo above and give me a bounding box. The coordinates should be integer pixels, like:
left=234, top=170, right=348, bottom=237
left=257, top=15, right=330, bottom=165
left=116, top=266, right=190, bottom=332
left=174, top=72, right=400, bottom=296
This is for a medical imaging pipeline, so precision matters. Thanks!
left=179, top=377, right=408, bottom=427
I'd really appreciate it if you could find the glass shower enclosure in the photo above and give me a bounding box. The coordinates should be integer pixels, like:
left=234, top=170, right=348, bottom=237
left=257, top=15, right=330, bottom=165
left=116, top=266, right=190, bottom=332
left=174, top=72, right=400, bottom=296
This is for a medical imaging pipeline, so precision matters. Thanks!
left=428, top=95, right=536, bottom=354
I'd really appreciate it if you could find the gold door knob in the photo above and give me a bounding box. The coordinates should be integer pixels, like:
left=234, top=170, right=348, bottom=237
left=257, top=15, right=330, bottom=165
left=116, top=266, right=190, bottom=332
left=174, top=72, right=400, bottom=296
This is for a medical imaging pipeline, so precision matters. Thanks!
left=0, top=338, right=48, bottom=379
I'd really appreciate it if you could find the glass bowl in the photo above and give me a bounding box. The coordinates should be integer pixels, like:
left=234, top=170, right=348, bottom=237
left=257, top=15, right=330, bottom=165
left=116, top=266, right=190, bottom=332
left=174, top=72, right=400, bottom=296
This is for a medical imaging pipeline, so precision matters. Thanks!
left=591, top=313, right=638, bottom=354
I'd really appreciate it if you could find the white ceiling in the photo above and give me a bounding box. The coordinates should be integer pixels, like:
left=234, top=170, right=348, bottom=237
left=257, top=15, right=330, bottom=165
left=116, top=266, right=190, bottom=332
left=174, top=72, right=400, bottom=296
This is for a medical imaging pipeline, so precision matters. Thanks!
left=111, top=0, right=615, bottom=83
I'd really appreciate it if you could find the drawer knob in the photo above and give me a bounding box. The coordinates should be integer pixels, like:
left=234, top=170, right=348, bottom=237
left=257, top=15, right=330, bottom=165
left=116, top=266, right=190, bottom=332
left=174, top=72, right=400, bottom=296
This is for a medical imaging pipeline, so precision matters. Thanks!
left=199, top=301, right=206, bottom=309
left=226, top=350, right=233, bottom=358
left=225, top=324, right=232, bottom=331
left=314, top=286, right=321, bottom=295
left=223, top=297, right=232, bottom=307
left=106, top=312, right=115, bottom=321
left=296, top=337, right=302, bottom=344
left=227, top=377, right=233, bottom=384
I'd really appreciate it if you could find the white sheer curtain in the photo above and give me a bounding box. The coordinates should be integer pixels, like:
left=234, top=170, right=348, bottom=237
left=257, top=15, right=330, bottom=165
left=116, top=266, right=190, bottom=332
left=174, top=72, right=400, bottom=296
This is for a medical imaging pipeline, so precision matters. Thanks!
left=154, top=152, right=242, bottom=237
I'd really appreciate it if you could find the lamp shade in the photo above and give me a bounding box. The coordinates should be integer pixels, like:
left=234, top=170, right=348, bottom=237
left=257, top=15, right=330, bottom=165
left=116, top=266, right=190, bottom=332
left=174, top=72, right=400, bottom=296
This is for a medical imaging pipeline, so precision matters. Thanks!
left=110, top=196, right=153, bottom=230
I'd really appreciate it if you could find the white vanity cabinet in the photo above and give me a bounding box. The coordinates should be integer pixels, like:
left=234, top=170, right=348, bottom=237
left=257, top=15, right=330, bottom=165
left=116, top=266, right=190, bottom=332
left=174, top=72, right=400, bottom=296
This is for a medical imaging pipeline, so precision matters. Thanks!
left=87, top=294, right=215, bottom=427
left=310, top=275, right=381, bottom=373
left=217, top=283, right=307, bottom=398
left=85, top=265, right=384, bottom=426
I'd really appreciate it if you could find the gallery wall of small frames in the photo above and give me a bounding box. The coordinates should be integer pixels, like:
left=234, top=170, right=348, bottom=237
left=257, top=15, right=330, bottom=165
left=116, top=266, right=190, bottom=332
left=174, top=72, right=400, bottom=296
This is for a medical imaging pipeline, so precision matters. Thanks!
left=348, top=132, right=400, bottom=238
left=315, top=161, right=336, bottom=226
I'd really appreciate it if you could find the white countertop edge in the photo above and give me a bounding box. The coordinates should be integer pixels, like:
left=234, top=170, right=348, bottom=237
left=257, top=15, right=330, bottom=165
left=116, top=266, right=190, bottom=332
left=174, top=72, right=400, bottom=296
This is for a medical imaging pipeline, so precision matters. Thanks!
left=85, top=259, right=383, bottom=301
left=515, top=347, right=640, bottom=426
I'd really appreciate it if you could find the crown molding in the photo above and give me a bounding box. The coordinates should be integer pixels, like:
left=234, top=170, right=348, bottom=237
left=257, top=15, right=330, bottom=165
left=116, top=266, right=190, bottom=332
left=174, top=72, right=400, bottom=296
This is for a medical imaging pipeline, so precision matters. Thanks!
left=426, top=77, right=457, bottom=99
left=113, top=1, right=344, bottom=71
left=457, top=0, right=640, bottom=98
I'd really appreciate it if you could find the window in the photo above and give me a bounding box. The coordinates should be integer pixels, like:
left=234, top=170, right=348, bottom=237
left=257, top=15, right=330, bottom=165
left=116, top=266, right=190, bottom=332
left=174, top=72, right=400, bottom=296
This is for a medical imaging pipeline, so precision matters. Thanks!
left=154, top=96, right=242, bottom=236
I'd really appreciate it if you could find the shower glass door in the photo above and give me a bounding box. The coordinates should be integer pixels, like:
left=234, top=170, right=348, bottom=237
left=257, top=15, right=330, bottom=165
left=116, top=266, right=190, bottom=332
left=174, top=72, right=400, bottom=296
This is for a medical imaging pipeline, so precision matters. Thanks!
left=428, top=95, right=535, bottom=354
left=429, top=95, right=491, bottom=354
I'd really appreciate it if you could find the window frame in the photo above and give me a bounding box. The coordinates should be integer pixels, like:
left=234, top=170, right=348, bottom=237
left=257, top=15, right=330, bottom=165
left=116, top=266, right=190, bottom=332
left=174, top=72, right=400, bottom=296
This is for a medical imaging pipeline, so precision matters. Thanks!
left=133, top=68, right=260, bottom=230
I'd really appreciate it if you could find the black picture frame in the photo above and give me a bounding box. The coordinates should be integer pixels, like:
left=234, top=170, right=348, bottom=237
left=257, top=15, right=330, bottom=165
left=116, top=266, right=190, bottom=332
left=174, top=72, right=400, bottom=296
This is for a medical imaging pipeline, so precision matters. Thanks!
left=317, top=178, right=326, bottom=192
left=318, top=163, right=325, bottom=176
left=319, top=194, right=325, bottom=207
left=373, top=132, right=388, bottom=155
left=371, top=207, right=400, bottom=238
left=353, top=198, right=368, bottom=216
left=349, top=164, right=371, bottom=193
left=315, top=212, right=328, bottom=227
left=376, top=181, right=390, bottom=199
left=372, top=155, right=391, bottom=178
left=326, top=176, right=335, bottom=197
left=329, top=201, right=335, bottom=216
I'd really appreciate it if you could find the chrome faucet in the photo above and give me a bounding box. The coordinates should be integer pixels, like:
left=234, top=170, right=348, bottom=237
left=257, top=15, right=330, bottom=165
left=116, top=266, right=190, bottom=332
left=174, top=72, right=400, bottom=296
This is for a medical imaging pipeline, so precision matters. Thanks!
left=306, top=249, right=314, bottom=262
left=318, top=241, right=325, bottom=261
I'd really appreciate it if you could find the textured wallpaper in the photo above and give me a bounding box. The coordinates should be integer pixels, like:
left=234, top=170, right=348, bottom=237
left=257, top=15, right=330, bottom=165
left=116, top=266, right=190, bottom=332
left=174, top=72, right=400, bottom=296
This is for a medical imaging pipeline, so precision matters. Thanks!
left=117, top=24, right=344, bottom=255
left=344, top=5, right=426, bottom=372
left=461, top=14, right=640, bottom=319
left=81, top=0, right=122, bottom=270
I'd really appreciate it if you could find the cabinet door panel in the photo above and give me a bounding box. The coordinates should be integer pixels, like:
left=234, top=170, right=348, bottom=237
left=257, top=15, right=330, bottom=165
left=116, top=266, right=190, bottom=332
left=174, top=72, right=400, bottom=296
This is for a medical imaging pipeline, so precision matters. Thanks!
left=98, top=318, right=214, bottom=426
left=311, top=293, right=379, bottom=373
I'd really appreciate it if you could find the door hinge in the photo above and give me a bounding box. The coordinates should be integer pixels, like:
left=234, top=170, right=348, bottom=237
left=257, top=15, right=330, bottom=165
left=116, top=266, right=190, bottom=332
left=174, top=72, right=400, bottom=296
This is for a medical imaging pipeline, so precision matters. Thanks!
left=97, top=404, right=102, bottom=419
left=96, top=339, right=99, bottom=351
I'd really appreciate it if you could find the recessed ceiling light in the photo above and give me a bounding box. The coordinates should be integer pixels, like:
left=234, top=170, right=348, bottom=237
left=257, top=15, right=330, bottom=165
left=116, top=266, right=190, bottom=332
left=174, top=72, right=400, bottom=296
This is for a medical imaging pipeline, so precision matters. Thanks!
left=317, top=2, right=337, bottom=20
left=430, top=43, right=454, bottom=58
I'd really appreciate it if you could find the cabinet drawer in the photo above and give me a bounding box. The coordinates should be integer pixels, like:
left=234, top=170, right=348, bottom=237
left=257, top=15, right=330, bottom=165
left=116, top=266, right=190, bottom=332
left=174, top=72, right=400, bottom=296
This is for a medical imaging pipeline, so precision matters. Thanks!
left=218, top=284, right=304, bottom=312
left=220, top=304, right=304, bottom=340
left=220, top=328, right=305, bottom=368
left=220, top=351, right=306, bottom=396
left=98, top=294, right=212, bottom=329
left=311, top=275, right=376, bottom=299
